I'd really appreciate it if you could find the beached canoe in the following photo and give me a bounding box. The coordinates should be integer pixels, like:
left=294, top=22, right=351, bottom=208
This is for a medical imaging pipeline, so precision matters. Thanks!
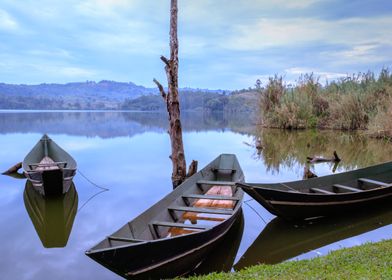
left=238, top=161, right=392, bottom=220
left=24, top=180, right=78, bottom=248
left=23, top=134, right=77, bottom=196
left=86, top=154, right=244, bottom=279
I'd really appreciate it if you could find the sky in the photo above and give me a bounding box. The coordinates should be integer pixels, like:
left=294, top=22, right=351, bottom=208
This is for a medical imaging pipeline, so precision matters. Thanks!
left=0, top=0, right=392, bottom=89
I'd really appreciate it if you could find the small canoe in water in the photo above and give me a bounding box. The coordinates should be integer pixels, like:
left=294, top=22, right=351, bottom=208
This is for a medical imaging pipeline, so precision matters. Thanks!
left=86, top=154, right=244, bottom=279
left=238, top=161, right=392, bottom=220
left=23, top=134, right=77, bottom=196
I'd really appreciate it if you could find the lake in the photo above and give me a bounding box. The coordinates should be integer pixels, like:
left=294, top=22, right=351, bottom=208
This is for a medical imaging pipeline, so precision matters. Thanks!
left=0, top=110, right=391, bottom=279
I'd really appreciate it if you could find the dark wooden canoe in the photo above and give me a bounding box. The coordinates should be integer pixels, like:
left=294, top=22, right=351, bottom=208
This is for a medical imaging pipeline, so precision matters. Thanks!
left=190, top=212, right=244, bottom=277
left=23, top=134, right=77, bottom=196
left=85, top=154, right=244, bottom=279
left=24, top=180, right=78, bottom=248
left=234, top=203, right=392, bottom=269
left=238, top=161, right=392, bottom=220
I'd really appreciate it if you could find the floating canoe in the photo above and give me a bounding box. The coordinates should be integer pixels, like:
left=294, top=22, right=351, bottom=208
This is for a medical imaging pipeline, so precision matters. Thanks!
left=235, top=203, right=392, bottom=269
left=23, top=134, right=77, bottom=196
left=86, top=154, right=244, bottom=279
left=24, top=180, right=78, bottom=248
left=238, top=161, right=392, bottom=220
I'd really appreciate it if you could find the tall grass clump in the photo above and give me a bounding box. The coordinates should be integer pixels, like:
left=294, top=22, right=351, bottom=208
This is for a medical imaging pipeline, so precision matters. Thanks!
left=260, top=74, right=324, bottom=129
left=368, top=97, right=392, bottom=140
left=258, top=68, right=392, bottom=134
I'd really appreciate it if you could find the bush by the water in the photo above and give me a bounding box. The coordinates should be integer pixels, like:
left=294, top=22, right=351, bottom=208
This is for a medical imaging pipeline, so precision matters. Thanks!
left=258, top=68, right=392, bottom=139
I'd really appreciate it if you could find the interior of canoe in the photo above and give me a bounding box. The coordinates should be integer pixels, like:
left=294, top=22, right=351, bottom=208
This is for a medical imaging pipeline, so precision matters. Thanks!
left=292, top=172, right=392, bottom=194
left=94, top=154, right=244, bottom=250
left=26, top=136, right=73, bottom=172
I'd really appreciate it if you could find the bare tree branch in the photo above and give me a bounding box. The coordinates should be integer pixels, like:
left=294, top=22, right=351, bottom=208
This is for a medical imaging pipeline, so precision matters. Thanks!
left=160, top=56, right=170, bottom=68
left=186, top=160, right=198, bottom=177
left=153, top=78, right=167, bottom=100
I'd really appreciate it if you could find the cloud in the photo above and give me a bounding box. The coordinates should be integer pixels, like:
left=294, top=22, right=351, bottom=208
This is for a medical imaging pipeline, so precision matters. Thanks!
left=75, top=0, right=139, bottom=17
left=26, top=49, right=73, bottom=59
left=322, top=43, right=391, bottom=66
left=285, top=67, right=347, bottom=80
left=223, top=16, right=392, bottom=51
left=0, top=9, right=19, bottom=31
left=273, top=0, right=322, bottom=9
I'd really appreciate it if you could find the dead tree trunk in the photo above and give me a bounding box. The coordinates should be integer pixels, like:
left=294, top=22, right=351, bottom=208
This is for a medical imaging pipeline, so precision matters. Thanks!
left=153, top=0, right=188, bottom=188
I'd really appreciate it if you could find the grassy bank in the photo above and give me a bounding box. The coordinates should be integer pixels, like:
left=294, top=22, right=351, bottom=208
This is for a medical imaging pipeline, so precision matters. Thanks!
left=258, top=69, right=392, bottom=140
left=185, top=239, right=392, bottom=280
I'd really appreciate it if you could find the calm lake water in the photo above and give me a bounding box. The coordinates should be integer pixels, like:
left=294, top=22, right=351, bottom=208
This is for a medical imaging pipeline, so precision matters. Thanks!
left=0, top=110, right=391, bottom=279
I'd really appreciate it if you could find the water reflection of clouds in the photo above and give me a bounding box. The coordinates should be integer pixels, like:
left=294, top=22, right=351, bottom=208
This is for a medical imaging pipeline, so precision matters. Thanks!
left=0, top=112, right=391, bottom=279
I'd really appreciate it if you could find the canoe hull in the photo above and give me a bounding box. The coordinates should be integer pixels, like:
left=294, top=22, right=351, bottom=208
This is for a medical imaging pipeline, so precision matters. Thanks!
left=239, top=161, right=392, bottom=220
left=88, top=209, right=242, bottom=279
left=86, top=154, right=244, bottom=279
left=23, top=134, right=77, bottom=196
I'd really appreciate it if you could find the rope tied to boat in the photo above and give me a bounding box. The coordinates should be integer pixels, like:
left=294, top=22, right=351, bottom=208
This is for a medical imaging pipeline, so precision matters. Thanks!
left=78, top=169, right=109, bottom=191
left=76, top=169, right=110, bottom=213
left=279, top=183, right=300, bottom=192
left=244, top=199, right=267, bottom=225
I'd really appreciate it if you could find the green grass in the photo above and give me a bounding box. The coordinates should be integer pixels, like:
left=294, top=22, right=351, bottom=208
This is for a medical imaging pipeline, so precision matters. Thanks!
left=184, top=239, right=392, bottom=280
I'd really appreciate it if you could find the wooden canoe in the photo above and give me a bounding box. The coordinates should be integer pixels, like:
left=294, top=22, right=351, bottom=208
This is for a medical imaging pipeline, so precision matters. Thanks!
left=191, top=212, right=244, bottom=277
left=24, top=180, right=78, bottom=248
left=238, top=161, right=392, bottom=220
left=85, top=154, right=244, bottom=279
left=23, top=134, right=77, bottom=196
left=235, top=203, right=392, bottom=269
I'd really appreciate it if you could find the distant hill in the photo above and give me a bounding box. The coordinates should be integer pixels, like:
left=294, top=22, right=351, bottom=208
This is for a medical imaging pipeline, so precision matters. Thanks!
left=0, top=80, right=258, bottom=113
left=0, top=80, right=156, bottom=100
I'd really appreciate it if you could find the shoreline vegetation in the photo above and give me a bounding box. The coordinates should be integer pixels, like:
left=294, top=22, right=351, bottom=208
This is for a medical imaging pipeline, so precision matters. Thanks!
left=185, top=239, right=392, bottom=280
left=257, top=68, right=392, bottom=141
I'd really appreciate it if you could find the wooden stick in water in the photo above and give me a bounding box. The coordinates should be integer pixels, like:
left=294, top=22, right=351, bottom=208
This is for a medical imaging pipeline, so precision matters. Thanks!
left=2, top=162, right=22, bottom=175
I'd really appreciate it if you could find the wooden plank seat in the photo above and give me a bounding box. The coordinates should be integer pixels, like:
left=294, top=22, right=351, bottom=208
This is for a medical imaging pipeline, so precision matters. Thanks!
left=211, top=167, right=236, bottom=173
left=310, top=188, right=335, bottom=194
left=333, top=184, right=362, bottom=192
left=152, top=221, right=209, bottom=230
left=358, top=178, right=390, bottom=187
left=30, top=157, right=67, bottom=171
left=197, top=180, right=235, bottom=186
left=108, top=236, right=145, bottom=243
left=183, top=194, right=239, bottom=201
left=168, top=206, right=233, bottom=215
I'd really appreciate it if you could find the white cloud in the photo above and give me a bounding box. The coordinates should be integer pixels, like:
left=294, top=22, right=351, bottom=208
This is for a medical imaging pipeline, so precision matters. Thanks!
left=75, top=0, right=137, bottom=17
left=0, top=9, right=19, bottom=31
left=322, top=43, right=391, bottom=66
left=223, top=17, right=392, bottom=51
left=81, top=30, right=165, bottom=55
left=26, top=48, right=73, bottom=59
left=286, top=67, right=347, bottom=80
left=273, top=0, right=322, bottom=9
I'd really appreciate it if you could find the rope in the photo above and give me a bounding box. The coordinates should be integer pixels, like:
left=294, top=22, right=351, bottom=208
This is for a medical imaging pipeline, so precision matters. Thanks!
left=77, top=189, right=107, bottom=213
left=244, top=199, right=267, bottom=224
left=76, top=169, right=110, bottom=212
left=77, top=169, right=109, bottom=191
left=279, top=183, right=299, bottom=192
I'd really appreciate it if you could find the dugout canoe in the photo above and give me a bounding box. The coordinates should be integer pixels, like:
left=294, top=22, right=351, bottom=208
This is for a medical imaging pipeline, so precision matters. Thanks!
left=24, top=180, right=78, bottom=248
left=23, top=134, right=77, bottom=196
left=238, top=161, right=392, bottom=220
left=85, top=154, right=244, bottom=279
